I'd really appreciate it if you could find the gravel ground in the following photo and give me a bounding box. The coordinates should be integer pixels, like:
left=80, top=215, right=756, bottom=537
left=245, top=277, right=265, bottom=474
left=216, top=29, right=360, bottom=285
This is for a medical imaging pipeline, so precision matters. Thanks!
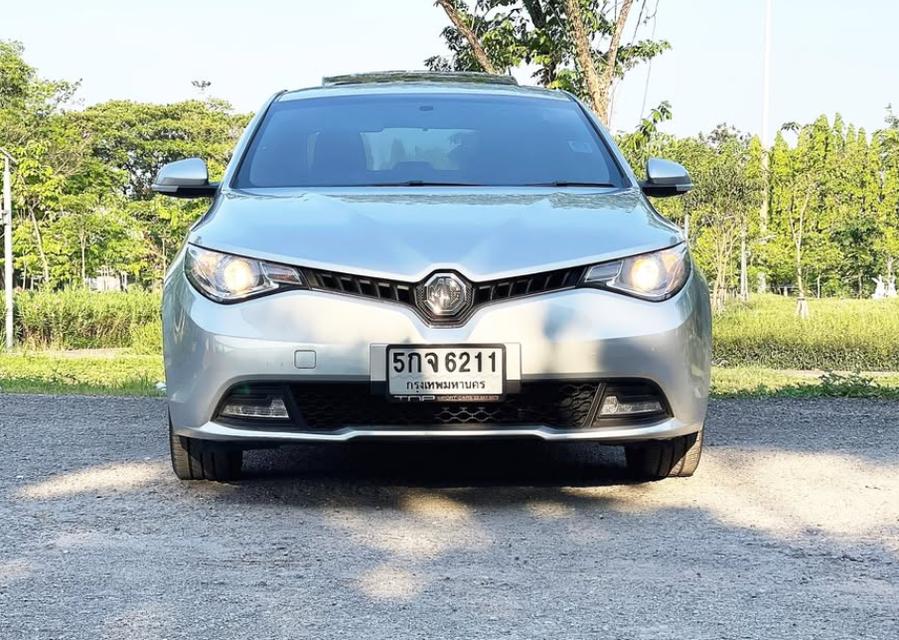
left=0, top=394, right=897, bottom=640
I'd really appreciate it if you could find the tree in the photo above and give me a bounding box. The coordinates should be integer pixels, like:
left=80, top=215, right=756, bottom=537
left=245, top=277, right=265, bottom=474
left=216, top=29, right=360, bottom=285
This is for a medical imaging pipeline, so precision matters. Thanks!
left=427, top=1, right=668, bottom=124
left=872, top=108, right=899, bottom=291
left=435, top=0, right=499, bottom=73
left=677, top=127, right=763, bottom=310
left=768, top=117, right=840, bottom=315
left=563, top=0, right=634, bottom=122
left=0, top=40, right=249, bottom=288
left=1, top=40, right=85, bottom=287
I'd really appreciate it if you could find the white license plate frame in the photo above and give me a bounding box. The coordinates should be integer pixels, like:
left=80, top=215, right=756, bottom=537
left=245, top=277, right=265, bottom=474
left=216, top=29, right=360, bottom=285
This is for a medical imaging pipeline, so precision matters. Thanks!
left=385, top=344, right=506, bottom=401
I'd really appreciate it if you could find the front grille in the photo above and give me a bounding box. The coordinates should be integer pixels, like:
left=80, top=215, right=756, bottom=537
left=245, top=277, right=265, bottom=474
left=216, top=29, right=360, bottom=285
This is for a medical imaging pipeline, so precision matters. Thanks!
left=303, top=265, right=586, bottom=322
left=303, top=270, right=414, bottom=304
left=472, top=266, right=585, bottom=305
left=288, top=381, right=601, bottom=431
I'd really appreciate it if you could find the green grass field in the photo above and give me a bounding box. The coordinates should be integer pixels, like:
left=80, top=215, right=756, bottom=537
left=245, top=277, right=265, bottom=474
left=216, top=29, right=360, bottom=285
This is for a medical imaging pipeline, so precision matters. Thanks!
left=0, top=351, right=163, bottom=396
left=2, top=291, right=898, bottom=398
left=2, top=351, right=898, bottom=399
left=4, top=291, right=899, bottom=369
left=715, top=294, right=899, bottom=370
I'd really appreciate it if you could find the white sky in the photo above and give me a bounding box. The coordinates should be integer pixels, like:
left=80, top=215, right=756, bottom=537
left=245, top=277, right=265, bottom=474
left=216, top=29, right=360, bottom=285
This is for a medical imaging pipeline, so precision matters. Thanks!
left=2, top=0, right=897, bottom=139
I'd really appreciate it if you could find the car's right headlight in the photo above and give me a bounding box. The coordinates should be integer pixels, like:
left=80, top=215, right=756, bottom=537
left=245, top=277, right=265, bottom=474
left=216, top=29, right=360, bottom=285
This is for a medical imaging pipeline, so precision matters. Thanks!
left=184, top=245, right=305, bottom=303
left=582, top=243, right=691, bottom=301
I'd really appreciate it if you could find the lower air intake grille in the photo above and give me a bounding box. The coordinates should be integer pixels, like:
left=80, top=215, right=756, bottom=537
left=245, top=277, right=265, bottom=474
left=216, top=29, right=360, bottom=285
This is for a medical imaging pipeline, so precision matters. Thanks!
left=289, top=381, right=601, bottom=431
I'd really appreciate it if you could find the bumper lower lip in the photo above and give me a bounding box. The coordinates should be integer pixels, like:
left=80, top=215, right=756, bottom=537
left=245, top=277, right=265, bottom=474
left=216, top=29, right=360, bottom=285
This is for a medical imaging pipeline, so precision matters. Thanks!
left=172, top=415, right=700, bottom=444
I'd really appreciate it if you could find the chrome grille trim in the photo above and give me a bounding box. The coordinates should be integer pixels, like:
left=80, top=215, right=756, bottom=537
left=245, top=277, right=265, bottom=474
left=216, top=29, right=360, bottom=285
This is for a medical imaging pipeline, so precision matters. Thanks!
left=303, top=265, right=587, bottom=323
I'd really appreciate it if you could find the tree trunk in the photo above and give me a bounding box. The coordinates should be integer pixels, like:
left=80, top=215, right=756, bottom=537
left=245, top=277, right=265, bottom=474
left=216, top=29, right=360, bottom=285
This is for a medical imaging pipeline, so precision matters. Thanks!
left=436, top=0, right=498, bottom=74
left=564, top=0, right=607, bottom=119
left=564, top=0, right=634, bottom=123
left=27, top=206, right=50, bottom=286
left=595, top=0, right=635, bottom=124
left=792, top=187, right=811, bottom=317
left=712, top=231, right=735, bottom=313
left=739, top=227, right=749, bottom=302
left=795, top=257, right=809, bottom=318
left=80, top=228, right=86, bottom=285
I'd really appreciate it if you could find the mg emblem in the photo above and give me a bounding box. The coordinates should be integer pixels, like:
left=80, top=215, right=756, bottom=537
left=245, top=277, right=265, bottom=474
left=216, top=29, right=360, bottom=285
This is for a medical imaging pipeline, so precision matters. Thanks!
left=417, top=272, right=470, bottom=318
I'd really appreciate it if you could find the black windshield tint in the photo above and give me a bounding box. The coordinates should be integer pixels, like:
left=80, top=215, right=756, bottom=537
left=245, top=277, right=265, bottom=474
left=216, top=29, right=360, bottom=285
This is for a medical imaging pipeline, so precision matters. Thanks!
left=234, top=93, right=625, bottom=188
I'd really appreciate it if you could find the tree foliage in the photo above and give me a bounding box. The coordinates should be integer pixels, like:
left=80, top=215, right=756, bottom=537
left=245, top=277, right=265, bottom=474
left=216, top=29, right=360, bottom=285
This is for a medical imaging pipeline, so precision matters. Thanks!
left=427, top=0, right=669, bottom=121
left=2, top=39, right=898, bottom=303
left=0, top=41, right=248, bottom=290
left=619, top=112, right=899, bottom=302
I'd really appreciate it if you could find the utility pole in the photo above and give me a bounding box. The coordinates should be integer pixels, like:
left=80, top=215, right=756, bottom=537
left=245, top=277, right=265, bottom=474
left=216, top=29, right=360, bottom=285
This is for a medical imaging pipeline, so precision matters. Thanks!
left=758, top=0, right=773, bottom=294
left=2, top=147, right=15, bottom=351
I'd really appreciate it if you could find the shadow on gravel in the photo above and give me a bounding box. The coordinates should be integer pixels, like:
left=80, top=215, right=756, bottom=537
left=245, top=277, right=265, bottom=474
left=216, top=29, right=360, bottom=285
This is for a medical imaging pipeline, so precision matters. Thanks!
left=242, top=440, right=635, bottom=488
left=4, top=395, right=899, bottom=640
left=201, top=440, right=642, bottom=512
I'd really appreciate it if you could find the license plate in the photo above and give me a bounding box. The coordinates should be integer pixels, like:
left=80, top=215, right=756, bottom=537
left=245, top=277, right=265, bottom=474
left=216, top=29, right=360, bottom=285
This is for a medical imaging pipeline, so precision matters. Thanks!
left=387, top=345, right=505, bottom=400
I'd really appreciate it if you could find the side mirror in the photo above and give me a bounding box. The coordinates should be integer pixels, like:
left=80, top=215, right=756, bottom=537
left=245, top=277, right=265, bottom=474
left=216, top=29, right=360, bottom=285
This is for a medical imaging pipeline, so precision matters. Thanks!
left=641, top=158, right=693, bottom=198
left=151, top=158, right=219, bottom=198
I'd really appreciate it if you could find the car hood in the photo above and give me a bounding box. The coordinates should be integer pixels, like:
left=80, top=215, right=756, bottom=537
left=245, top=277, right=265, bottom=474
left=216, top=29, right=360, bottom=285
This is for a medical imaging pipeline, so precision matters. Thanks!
left=190, top=187, right=682, bottom=281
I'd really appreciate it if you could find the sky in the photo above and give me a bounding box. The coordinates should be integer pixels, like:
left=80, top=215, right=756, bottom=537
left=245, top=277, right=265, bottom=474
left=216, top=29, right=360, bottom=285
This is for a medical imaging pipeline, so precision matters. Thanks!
left=2, top=0, right=897, bottom=140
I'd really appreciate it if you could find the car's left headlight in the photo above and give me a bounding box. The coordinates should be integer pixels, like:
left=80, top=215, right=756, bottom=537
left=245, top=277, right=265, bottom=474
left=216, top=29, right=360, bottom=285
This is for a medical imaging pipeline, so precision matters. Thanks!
left=582, top=243, right=691, bottom=301
left=184, top=245, right=306, bottom=302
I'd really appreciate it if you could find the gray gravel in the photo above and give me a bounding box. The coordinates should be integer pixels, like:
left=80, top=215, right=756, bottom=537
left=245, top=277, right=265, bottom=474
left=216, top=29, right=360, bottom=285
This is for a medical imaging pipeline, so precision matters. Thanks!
left=0, top=394, right=897, bottom=640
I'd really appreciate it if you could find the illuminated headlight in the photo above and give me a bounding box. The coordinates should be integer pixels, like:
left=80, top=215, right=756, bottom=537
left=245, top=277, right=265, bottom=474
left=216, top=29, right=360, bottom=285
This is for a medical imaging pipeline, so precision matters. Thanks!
left=185, top=245, right=305, bottom=302
left=582, top=243, right=690, bottom=301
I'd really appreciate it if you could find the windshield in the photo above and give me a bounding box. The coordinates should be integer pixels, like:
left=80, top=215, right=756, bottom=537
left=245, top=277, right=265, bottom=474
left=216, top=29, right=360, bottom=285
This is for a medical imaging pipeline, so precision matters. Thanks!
left=233, top=92, right=625, bottom=188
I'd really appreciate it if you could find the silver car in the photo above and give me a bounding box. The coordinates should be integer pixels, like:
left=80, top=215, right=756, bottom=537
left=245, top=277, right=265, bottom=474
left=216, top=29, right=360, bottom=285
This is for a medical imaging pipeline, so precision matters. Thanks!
left=153, top=72, right=711, bottom=482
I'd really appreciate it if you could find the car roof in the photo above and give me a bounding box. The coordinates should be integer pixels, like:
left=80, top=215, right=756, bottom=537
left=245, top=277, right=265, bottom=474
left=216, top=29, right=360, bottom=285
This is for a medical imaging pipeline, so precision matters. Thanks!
left=278, top=71, right=569, bottom=103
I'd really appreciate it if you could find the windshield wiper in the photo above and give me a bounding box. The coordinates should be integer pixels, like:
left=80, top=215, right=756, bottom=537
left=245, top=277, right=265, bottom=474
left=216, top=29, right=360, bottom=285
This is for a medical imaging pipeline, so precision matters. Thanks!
left=365, top=180, right=485, bottom=187
left=522, top=181, right=618, bottom=187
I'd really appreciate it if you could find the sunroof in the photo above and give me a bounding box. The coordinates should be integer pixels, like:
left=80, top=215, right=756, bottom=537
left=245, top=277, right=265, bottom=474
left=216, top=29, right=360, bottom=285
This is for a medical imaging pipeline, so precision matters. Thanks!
left=321, top=71, right=519, bottom=87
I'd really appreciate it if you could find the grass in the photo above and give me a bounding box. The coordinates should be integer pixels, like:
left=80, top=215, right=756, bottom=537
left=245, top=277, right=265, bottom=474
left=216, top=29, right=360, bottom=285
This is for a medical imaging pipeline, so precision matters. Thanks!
left=715, top=294, right=899, bottom=370
left=711, top=366, right=899, bottom=399
left=0, top=351, right=164, bottom=396
left=1, top=351, right=898, bottom=399
left=1, top=292, right=897, bottom=399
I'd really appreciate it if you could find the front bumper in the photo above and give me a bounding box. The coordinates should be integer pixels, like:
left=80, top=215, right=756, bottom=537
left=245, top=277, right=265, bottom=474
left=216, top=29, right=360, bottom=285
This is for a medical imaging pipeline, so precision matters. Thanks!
left=163, top=266, right=711, bottom=443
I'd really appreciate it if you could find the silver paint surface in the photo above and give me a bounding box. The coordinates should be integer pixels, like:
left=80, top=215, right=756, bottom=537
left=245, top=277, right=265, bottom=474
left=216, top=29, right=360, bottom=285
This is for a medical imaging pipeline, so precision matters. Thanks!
left=163, top=81, right=711, bottom=443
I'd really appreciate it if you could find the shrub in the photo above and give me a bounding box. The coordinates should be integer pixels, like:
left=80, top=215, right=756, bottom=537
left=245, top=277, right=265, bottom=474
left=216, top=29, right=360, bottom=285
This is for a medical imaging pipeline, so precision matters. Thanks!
left=129, top=318, right=163, bottom=355
left=0, top=289, right=161, bottom=350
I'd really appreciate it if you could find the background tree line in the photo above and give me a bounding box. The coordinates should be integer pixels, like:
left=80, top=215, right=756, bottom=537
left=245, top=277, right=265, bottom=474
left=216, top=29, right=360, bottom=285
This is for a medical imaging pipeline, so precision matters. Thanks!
left=1, top=0, right=898, bottom=305
left=0, top=40, right=249, bottom=291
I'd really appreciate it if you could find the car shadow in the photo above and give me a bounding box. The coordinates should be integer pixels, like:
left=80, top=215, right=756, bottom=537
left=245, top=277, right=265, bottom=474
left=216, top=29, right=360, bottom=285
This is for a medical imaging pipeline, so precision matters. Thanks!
left=238, top=439, right=637, bottom=489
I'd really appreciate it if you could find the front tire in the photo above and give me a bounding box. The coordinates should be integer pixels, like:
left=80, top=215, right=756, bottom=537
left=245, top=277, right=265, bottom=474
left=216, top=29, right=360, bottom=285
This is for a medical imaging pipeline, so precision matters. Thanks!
left=169, top=417, right=242, bottom=481
left=625, top=430, right=703, bottom=479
